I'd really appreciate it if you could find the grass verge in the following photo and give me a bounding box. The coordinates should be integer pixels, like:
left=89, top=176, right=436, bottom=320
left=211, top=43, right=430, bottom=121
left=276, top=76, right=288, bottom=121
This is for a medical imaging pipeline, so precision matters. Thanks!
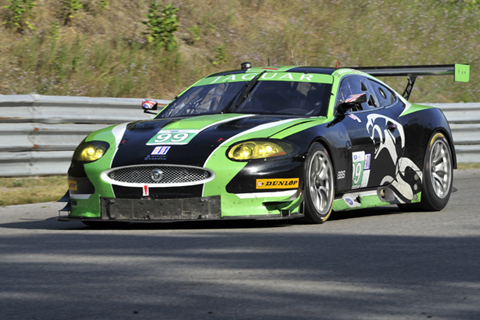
left=0, top=175, right=67, bottom=206
left=1, top=163, right=479, bottom=206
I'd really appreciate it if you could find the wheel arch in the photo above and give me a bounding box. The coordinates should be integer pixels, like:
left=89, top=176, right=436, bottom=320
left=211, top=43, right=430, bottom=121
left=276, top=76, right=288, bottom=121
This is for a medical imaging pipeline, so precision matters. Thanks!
left=418, top=128, right=457, bottom=173
left=305, top=135, right=348, bottom=194
left=401, top=107, right=457, bottom=171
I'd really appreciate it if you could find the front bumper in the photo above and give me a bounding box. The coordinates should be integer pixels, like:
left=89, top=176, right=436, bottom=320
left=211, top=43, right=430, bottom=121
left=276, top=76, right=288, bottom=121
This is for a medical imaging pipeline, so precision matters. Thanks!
left=64, top=153, right=305, bottom=223
left=101, top=196, right=222, bottom=221
left=59, top=192, right=304, bottom=222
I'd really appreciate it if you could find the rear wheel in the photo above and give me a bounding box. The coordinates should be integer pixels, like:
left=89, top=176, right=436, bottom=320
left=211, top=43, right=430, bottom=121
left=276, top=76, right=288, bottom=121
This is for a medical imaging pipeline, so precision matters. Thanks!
left=303, top=143, right=335, bottom=223
left=399, top=132, right=453, bottom=211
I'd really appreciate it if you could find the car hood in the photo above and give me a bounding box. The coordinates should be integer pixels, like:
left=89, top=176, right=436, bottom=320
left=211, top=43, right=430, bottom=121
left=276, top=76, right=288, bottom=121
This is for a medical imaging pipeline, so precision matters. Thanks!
left=105, top=113, right=321, bottom=167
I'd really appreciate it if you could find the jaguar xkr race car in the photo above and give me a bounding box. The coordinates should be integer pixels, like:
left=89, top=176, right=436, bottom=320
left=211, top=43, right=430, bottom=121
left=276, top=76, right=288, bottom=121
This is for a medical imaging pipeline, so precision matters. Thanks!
left=59, top=62, right=470, bottom=225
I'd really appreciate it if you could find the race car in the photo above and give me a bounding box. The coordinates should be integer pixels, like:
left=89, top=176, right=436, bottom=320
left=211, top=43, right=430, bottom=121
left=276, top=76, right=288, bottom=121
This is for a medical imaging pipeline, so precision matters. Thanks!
left=59, top=62, right=470, bottom=225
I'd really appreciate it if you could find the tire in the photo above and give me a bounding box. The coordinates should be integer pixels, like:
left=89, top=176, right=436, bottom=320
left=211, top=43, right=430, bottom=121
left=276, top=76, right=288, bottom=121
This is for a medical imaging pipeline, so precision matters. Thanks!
left=303, top=143, right=335, bottom=223
left=399, top=132, right=453, bottom=211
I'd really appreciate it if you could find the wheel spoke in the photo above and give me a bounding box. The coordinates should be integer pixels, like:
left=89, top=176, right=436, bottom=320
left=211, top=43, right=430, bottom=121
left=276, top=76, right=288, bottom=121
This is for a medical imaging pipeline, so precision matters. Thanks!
left=318, top=159, right=328, bottom=181
left=432, top=145, right=443, bottom=165
left=433, top=163, right=446, bottom=176
left=432, top=172, right=443, bottom=187
left=314, top=186, right=324, bottom=209
left=312, top=157, right=321, bottom=174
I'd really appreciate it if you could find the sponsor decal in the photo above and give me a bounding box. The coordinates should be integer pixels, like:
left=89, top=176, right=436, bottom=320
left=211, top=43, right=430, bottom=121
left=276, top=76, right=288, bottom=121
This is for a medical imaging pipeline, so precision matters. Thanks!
left=206, top=73, right=332, bottom=85
left=256, top=178, right=299, bottom=189
left=365, top=153, right=371, bottom=170
left=352, top=151, right=370, bottom=189
left=345, top=198, right=355, bottom=206
left=341, top=192, right=377, bottom=208
left=143, top=185, right=149, bottom=197
left=151, top=146, right=170, bottom=155
left=147, top=130, right=199, bottom=145
left=144, top=146, right=171, bottom=161
left=68, top=180, right=78, bottom=191
left=209, top=73, right=256, bottom=83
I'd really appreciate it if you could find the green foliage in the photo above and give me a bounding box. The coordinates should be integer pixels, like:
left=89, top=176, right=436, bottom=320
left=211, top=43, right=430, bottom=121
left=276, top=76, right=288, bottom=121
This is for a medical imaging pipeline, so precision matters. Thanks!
left=212, top=46, right=228, bottom=65
left=142, top=2, right=179, bottom=50
left=59, top=0, right=83, bottom=26
left=99, top=0, right=109, bottom=10
left=82, top=0, right=109, bottom=15
left=0, top=0, right=478, bottom=102
left=3, top=0, right=36, bottom=32
left=441, top=0, right=479, bottom=9
left=435, top=0, right=480, bottom=14
left=186, top=24, right=202, bottom=45
left=49, top=20, right=61, bottom=39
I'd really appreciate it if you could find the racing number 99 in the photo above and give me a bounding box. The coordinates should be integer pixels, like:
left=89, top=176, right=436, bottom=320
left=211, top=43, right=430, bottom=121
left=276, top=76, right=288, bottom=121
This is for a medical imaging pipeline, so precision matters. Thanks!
left=154, top=132, right=190, bottom=143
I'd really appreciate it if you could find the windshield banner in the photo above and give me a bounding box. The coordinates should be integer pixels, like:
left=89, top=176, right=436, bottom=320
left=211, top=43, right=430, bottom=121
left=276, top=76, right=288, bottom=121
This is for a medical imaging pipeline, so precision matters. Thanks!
left=195, top=72, right=333, bottom=86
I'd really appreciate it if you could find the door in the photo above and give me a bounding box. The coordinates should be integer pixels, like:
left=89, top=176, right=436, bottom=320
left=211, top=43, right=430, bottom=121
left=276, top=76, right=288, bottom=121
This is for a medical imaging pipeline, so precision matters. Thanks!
left=336, top=75, right=405, bottom=190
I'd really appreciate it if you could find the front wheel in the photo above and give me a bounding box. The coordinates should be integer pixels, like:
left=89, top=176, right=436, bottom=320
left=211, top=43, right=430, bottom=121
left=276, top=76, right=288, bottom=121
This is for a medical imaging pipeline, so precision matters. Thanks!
left=303, top=143, right=335, bottom=223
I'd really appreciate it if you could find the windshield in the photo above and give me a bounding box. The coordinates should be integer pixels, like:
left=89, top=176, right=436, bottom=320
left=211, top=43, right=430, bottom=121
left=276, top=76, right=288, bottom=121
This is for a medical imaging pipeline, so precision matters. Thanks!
left=157, top=80, right=332, bottom=118
left=157, top=82, right=244, bottom=118
left=235, top=81, right=331, bottom=116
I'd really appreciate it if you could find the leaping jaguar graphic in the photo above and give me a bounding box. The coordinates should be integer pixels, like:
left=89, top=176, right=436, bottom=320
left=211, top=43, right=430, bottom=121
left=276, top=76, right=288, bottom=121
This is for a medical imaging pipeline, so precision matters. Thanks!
left=366, top=114, right=422, bottom=203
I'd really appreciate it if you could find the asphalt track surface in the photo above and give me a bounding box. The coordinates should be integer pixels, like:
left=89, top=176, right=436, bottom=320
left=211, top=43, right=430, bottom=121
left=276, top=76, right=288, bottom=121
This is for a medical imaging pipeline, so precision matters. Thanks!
left=1, top=169, right=479, bottom=320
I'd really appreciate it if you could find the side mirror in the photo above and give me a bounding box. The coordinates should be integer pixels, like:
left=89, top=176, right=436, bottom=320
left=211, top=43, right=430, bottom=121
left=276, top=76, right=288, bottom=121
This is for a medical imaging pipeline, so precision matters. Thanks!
left=336, top=93, right=367, bottom=115
left=142, top=99, right=158, bottom=114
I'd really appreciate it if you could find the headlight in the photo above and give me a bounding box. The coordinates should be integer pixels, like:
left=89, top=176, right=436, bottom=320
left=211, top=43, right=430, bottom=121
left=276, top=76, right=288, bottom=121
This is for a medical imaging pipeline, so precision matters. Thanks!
left=72, top=141, right=110, bottom=162
left=227, top=140, right=293, bottom=161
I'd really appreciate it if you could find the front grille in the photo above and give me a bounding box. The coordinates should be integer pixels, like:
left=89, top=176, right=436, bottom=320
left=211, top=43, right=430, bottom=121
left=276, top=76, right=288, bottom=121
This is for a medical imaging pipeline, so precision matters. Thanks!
left=104, top=165, right=214, bottom=187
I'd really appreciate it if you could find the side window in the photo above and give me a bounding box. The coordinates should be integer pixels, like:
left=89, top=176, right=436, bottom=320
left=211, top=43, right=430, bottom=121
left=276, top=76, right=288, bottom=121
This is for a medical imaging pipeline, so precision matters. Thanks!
left=337, top=77, right=360, bottom=103
left=368, top=79, right=397, bottom=107
left=337, top=75, right=377, bottom=111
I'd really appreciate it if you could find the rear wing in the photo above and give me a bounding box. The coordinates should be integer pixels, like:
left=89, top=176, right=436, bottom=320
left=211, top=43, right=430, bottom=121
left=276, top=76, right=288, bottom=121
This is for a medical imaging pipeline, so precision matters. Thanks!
left=353, top=64, right=470, bottom=100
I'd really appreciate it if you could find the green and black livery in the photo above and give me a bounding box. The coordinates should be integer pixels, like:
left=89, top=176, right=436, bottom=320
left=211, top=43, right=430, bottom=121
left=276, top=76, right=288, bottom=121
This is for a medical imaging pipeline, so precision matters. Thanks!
left=60, top=63, right=470, bottom=225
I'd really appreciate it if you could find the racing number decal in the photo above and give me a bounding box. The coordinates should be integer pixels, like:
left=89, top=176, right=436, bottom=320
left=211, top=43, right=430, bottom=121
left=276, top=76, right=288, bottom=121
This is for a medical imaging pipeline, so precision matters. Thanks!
left=352, top=151, right=371, bottom=189
left=154, top=132, right=190, bottom=143
left=353, top=162, right=363, bottom=186
left=147, top=130, right=199, bottom=145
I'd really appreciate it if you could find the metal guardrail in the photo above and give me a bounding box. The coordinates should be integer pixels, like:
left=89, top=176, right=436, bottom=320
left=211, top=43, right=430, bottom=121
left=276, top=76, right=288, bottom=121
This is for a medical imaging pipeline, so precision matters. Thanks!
left=430, top=103, right=480, bottom=163
left=0, top=94, right=479, bottom=177
left=0, top=94, right=168, bottom=177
